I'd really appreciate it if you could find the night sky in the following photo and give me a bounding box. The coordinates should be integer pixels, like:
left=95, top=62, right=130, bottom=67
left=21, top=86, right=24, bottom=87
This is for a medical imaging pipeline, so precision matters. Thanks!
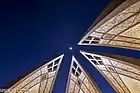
left=1, top=0, right=140, bottom=93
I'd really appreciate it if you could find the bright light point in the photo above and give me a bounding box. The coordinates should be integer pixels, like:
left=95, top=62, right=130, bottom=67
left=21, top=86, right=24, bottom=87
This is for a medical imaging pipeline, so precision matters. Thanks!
left=69, top=47, right=72, bottom=50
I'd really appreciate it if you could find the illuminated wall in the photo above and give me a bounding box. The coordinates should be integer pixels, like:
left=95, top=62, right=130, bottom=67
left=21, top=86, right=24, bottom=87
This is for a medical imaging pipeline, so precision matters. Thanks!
left=81, top=51, right=140, bottom=93
left=79, top=0, right=140, bottom=50
left=5, top=55, right=64, bottom=93
left=66, top=56, right=101, bottom=93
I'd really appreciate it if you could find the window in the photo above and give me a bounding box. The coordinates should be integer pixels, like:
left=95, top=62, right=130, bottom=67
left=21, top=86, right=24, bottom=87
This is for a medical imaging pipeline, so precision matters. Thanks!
left=94, top=56, right=102, bottom=60
left=82, top=40, right=90, bottom=44
left=72, top=62, right=82, bottom=77
left=77, top=68, right=81, bottom=74
left=48, top=63, right=53, bottom=68
left=54, top=59, right=60, bottom=65
left=93, top=56, right=104, bottom=65
left=90, top=37, right=100, bottom=44
left=86, top=55, right=93, bottom=59
left=73, top=62, right=77, bottom=68
left=72, top=68, right=76, bottom=74
left=91, top=60, right=98, bottom=65
left=93, top=37, right=100, bottom=41
left=53, top=65, right=58, bottom=71
left=47, top=59, right=60, bottom=72
left=48, top=68, right=52, bottom=72
left=98, top=61, right=104, bottom=65
left=91, top=41, right=99, bottom=44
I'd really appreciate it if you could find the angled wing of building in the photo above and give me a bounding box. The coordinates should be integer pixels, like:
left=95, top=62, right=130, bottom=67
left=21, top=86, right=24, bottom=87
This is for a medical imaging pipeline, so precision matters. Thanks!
left=81, top=51, right=140, bottom=93
left=4, top=1, right=140, bottom=93
left=5, top=54, right=64, bottom=93
left=66, top=56, right=101, bottom=93
left=78, top=0, right=140, bottom=50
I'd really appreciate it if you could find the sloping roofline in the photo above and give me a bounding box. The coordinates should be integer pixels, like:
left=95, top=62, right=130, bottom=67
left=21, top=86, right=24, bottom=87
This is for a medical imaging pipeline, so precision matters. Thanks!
left=3, top=54, right=64, bottom=89
left=79, top=0, right=139, bottom=44
left=80, top=50, right=140, bottom=67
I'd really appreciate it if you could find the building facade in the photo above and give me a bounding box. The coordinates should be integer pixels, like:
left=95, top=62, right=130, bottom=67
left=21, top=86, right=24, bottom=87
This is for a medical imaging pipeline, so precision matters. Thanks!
left=66, top=56, right=101, bottom=93
left=78, top=0, right=140, bottom=93
left=81, top=51, right=140, bottom=93
left=4, top=55, right=64, bottom=93
left=4, top=0, right=140, bottom=93
left=78, top=0, right=140, bottom=50
left=4, top=55, right=102, bottom=93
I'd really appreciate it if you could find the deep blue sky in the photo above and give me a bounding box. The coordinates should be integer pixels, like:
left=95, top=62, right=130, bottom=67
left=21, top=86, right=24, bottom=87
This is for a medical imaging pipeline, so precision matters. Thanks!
left=1, top=0, right=140, bottom=93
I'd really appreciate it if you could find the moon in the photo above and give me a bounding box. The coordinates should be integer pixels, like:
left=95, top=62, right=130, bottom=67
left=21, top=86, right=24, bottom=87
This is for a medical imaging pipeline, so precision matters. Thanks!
left=69, top=47, right=72, bottom=50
